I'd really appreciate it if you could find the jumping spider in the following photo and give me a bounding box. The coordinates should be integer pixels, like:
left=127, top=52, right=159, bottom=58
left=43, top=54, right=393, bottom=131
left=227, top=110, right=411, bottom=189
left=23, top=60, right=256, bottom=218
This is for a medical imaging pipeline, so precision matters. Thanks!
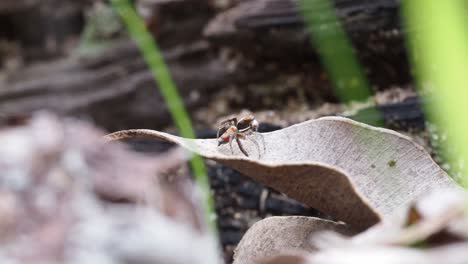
left=217, top=114, right=259, bottom=157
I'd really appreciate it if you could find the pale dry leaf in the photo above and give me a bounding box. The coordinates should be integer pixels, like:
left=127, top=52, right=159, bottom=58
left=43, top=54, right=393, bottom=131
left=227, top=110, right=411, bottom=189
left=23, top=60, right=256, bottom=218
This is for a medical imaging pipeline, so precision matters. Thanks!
left=232, top=216, right=352, bottom=264
left=253, top=243, right=468, bottom=264
left=305, top=242, right=468, bottom=264
left=332, top=188, right=468, bottom=247
left=277, top=189, right=468, bottom=264
left=259, top=251, right=311, bottom=264
left=105, top=116, right=459, bottom=231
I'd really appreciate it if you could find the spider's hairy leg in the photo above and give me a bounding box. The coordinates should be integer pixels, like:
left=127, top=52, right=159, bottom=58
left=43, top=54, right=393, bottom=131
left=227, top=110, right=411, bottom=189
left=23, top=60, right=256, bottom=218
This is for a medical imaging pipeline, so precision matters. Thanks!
left=236, top=136, right=249, bottom=157
left=259, top=132, right=266, bottom=153
left=228, top=134, right=234, bottom=154
left=239, top=133, right=259, bottom=158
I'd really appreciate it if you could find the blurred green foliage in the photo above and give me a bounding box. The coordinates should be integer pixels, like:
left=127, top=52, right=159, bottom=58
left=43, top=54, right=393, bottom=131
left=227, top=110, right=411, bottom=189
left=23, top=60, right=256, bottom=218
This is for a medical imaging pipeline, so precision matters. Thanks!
left=298, top=0, right=371, bottom=102
left=403, top=1, right=468, bottom=187
left=300, top=0, right=468, bottom=186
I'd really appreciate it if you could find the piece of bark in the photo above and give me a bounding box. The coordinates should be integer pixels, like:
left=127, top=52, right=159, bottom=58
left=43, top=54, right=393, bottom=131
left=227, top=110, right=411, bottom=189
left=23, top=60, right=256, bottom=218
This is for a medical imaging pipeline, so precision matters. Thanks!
left=0, top=0, right=38, bottom=13
left=0, top=0, right=85, bottom=62
left=0, top=1, right=230, bottom=131
left=0, top=39, right=236, bottom=131
left=204, top=0, right=409, bottom=89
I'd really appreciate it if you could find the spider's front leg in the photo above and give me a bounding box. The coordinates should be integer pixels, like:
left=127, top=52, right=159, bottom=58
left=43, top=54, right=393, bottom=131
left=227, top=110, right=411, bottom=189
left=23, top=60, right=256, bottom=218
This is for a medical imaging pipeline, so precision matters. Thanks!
left=228, top=134, right=235, bottom=154
left=236, top=134, right=249, bottom=157
left=238, top=132, right=263, bottom=158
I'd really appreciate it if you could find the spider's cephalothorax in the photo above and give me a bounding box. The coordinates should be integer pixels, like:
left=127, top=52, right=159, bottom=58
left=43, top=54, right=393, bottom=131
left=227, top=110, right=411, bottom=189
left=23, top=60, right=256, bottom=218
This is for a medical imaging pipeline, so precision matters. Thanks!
left=216, top=114, right=259, bottom=157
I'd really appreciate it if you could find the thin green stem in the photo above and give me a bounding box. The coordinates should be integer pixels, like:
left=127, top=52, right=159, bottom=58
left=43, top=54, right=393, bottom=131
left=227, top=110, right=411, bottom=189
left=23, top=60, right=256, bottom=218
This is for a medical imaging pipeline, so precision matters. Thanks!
left=298, top=0, right=371, bottom=102
left=110, top=0, right=216, bottom=233
left=298, top=0, right=381, bottom=126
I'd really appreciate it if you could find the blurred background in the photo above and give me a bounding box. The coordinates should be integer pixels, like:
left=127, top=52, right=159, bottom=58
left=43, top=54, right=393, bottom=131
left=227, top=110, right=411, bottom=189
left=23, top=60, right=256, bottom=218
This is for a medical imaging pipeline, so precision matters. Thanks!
left=0, top=0, right=419, bottom=132
left=0, top=0, right=458, bottom=262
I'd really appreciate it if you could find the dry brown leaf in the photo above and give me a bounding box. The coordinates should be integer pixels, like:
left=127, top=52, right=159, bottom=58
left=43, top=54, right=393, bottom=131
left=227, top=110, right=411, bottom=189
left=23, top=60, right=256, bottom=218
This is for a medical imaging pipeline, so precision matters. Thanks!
left=259, top=251, right=311, bottom=264
left=232, top=216, right=352, bottom=264
left=303, top=242, right=468, bottom=264
left=262, top=190, right=468, bottom=264
left=250, top=242, right=468, bottom=264
left=330, top=188, right=468, bottom=247
left=257, top=239, right=468, bottom=264
left=105, top=116, right=459, bottom=231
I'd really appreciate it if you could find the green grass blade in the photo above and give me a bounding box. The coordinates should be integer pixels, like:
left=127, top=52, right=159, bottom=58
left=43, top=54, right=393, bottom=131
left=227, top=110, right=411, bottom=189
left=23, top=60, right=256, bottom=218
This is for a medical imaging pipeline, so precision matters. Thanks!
left=298, top=0, right=371, bottom=102
left=110, top=0, right=216, bottom=233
